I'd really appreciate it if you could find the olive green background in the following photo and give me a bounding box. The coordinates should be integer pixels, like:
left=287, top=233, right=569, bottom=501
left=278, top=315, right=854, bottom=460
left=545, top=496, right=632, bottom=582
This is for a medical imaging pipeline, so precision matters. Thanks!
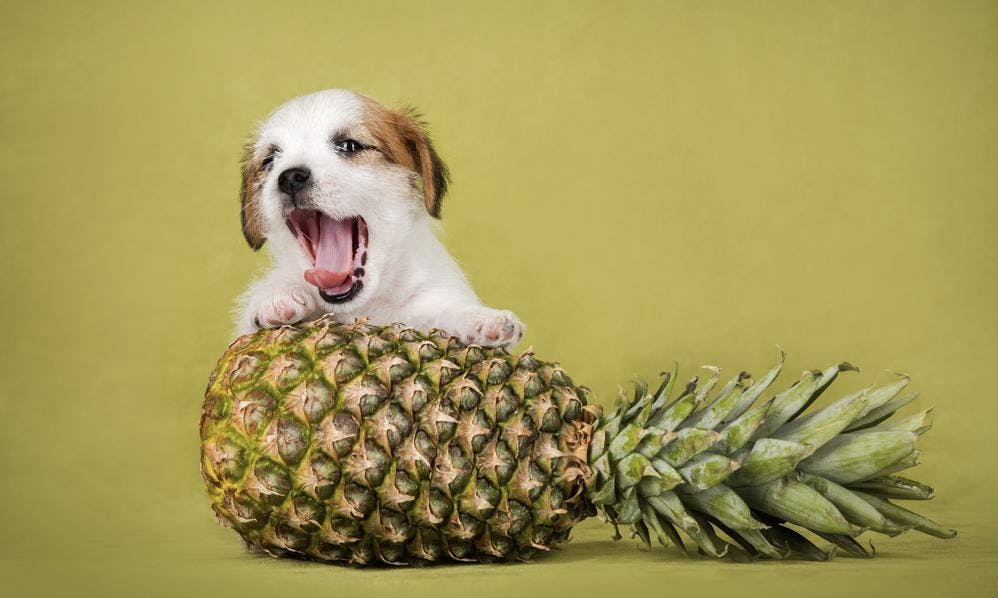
left=2, top=0, right=996, bottom=596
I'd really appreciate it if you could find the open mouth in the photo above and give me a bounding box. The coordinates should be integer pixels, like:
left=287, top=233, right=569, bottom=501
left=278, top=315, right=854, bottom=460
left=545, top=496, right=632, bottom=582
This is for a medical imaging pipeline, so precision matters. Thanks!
left=285, top=209, right=368, bottom=303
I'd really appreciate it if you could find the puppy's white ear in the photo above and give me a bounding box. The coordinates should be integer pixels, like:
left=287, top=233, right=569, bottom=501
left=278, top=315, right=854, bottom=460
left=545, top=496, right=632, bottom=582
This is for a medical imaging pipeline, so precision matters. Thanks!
left=240, top=145, right=267, bottom=250
left=394, top=109, right=450, bottom=218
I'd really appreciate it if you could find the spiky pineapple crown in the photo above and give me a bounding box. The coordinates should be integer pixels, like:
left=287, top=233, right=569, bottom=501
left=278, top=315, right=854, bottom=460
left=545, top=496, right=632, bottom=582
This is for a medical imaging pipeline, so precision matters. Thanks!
left=582, top=352, right=954, bottom=560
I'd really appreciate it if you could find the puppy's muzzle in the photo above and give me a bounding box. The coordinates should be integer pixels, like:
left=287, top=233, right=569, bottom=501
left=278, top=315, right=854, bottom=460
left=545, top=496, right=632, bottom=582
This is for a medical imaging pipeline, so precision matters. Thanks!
left=277, top=167, right=311, bottom=197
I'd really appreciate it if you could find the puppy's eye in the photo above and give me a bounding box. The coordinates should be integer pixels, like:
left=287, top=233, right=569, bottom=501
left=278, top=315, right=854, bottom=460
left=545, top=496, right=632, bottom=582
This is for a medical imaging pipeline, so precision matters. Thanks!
left=334, top=139, right=365, bottom=154
left=260, top=149, right=279, bottom=171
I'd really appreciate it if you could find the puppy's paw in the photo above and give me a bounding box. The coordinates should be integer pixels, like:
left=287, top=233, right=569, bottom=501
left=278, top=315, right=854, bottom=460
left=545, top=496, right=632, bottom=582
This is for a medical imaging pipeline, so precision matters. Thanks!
left=247, top=287, right=316, bottom=330
left=453, top=307, right=525, bottom=348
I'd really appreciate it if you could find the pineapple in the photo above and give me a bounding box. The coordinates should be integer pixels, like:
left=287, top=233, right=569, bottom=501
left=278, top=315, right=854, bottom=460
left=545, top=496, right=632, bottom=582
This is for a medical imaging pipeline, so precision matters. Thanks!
left=200, top=317, right=955, bottom=564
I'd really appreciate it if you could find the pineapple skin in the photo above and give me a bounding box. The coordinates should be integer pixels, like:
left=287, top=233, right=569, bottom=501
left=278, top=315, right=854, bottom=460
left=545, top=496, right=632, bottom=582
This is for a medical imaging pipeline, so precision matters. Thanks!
left=200, top=319, right=597, bottom=565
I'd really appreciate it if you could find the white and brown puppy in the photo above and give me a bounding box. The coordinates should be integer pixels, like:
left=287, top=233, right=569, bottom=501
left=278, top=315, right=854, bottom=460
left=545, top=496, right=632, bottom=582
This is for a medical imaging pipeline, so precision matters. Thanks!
left=235, top=89, right=524, bottom=347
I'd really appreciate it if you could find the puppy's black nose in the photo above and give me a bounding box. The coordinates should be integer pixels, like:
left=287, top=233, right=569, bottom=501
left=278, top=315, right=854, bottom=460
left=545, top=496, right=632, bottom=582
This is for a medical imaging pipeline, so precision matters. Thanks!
left=277, top=167, right=311, bottom=195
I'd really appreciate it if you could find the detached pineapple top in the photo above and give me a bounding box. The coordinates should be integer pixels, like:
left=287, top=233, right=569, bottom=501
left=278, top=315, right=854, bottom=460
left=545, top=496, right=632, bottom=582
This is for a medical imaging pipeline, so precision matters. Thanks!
left=588, top=354, right=954, bottom=561
left=200, top=318, right=954, bottom=565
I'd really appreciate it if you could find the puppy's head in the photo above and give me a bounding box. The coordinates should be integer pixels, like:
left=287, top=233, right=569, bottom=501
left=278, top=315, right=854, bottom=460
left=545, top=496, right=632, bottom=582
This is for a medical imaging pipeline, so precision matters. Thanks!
left=240, top=89, right=449, bottom=304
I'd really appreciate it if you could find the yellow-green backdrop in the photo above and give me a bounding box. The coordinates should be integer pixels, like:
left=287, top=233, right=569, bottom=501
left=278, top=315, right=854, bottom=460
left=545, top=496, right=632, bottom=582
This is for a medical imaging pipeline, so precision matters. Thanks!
left=2, top=1, right=996, bottom=596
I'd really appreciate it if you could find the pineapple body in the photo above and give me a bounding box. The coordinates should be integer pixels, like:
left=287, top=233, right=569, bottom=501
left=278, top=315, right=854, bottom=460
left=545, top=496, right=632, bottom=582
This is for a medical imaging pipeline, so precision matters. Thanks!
left=200, top=319, right=596, bottom=564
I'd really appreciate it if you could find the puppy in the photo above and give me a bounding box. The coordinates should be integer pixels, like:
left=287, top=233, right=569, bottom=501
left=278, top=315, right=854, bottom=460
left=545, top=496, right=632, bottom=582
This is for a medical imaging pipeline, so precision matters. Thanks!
left=234, top=89, right=525, bottom=347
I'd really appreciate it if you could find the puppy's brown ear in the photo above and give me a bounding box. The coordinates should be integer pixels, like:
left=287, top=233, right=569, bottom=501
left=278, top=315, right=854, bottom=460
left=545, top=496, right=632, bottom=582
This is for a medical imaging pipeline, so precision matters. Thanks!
left=240, top=145, right=267, bottom=250
left=393, top=109, right=450, bottom=218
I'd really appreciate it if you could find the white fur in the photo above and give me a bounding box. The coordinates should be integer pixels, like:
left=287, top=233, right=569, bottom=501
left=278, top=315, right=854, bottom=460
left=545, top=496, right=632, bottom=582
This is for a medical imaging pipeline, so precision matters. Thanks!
left=234, top=90, right=524, bottom=347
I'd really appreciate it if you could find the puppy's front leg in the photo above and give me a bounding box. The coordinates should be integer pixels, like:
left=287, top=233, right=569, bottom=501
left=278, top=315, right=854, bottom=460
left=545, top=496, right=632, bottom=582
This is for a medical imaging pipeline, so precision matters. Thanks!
left=235, top=268, right=322, bottom=336
left=404, top=286, right=525, bottom=347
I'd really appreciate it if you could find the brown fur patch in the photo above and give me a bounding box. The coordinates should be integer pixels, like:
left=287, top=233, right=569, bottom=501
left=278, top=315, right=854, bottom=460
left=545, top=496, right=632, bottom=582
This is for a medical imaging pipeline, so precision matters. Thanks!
left=360, top=97, right=450, bottom=217
left=240, top=144, right=267, bottom=250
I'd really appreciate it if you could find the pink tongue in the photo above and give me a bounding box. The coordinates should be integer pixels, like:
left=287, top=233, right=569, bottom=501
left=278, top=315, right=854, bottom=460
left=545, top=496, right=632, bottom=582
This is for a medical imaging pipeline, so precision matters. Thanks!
left=303, top=215, right=353, bottom=290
